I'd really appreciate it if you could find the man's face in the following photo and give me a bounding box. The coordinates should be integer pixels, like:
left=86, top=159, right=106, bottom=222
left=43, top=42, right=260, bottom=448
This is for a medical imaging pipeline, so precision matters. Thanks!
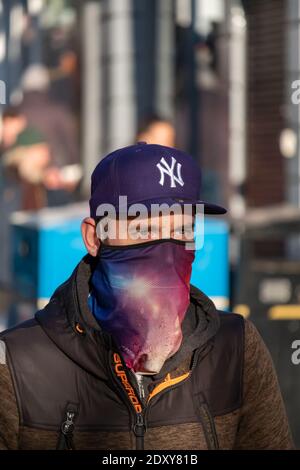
left=101, top=213, right=195, bottom=246
left=82, top=213, right=195, bottom=255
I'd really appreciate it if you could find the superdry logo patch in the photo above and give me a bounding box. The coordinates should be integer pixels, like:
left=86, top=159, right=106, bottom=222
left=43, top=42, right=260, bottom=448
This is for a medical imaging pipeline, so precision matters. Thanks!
left=113, top=353, right=143, bottom=413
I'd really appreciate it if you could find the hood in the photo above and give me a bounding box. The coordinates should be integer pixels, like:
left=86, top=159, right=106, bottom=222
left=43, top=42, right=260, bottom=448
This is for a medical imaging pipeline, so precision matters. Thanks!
left=35, top=255, right=220, bottom=380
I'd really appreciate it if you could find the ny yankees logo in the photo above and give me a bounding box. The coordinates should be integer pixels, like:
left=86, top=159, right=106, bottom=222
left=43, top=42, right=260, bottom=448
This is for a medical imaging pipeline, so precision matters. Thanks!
left=156, top=157, right=184, bottom=188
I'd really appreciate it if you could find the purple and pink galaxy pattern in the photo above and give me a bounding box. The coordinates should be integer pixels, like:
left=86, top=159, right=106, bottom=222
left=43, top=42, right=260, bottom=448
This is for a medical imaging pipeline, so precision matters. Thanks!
left=89, top=240, right=195, bottom=374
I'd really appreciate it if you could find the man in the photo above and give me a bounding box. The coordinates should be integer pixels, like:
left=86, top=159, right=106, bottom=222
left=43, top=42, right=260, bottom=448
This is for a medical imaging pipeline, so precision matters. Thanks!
left=136, top=115, right=176, bottom=147
left=1, top=105, right=50, bottom=210
left=0, top=106, right=50, bottom=291
left=20, top=65, right=81, bottom=206
left=0, top=143, right=294, bottom=450
left=20, top=64, right=79, bottom=169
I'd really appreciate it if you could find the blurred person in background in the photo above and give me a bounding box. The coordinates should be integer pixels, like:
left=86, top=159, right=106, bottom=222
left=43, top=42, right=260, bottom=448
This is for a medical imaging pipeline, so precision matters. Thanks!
left=48, top=41, right=80, bottom=115
left=136, top=114, right=176, bottom=147
left=1, top=106, right=50, bottom=210
left=19, top=64, right=82, bottom=207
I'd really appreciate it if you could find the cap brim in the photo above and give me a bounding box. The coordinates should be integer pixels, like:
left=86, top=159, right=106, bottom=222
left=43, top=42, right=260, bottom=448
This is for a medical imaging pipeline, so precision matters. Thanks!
left=124, top=197, right=227, bottom=215
left=198, top=200, right=227, bottom=215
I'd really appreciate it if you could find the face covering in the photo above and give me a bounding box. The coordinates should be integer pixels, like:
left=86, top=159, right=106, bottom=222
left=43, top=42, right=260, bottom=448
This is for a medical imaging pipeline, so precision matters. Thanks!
left=88, top=239, right=195, bottom=374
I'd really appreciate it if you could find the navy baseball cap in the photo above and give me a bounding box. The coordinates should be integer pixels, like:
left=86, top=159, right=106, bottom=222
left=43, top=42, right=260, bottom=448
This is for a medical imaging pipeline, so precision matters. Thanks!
left=89, top=142, right=226, bottom=217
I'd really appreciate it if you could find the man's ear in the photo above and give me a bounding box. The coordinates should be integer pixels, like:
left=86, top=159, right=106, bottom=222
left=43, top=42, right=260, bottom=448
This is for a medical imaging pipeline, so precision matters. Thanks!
left=81, top=217, right=100, bottom=257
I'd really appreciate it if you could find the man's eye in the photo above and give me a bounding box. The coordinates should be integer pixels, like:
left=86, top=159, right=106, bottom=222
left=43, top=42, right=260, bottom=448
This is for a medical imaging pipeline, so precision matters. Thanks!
left=173, top=226, right=195, bottom=240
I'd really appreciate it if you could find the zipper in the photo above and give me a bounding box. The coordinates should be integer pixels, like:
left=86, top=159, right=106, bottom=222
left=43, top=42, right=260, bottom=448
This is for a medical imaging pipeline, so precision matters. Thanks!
left=196, top=396, right=219, bottom=450
left=108, top=350, right=147, bottom=450
left=135, top=373, right=146, bottom=402
left=133, top=412, right=146, bottom=450
left=111, top=348, right=201, bottom=449
left=131, top=373, right=146, bottom=449
left=109, top=345, right=210, bottom=450
left=57, top=403, right=79, bottom=450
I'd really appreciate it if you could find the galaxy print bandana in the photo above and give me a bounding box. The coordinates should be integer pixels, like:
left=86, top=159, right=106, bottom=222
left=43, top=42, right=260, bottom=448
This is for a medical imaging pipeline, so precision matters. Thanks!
left=88, top=240, right=195, bottom=374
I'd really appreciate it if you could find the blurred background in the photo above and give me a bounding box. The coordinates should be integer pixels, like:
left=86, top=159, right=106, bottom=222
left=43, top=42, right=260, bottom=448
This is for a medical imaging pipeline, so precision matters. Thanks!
left=1, top=0, right=300, bottom=446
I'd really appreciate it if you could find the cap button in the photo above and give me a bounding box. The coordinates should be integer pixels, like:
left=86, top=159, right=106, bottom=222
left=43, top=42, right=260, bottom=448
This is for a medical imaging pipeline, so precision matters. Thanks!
left=137, top=141, right=147, bottom=145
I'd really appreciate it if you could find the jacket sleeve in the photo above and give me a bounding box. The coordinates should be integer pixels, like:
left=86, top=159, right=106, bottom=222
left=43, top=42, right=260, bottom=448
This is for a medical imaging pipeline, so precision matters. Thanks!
left=0, top=340, right=19, bottom=450
left=234, top=319, right=294, bottom=449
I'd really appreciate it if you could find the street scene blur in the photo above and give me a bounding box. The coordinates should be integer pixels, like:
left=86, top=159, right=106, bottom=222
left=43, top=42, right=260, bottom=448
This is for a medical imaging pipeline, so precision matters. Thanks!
left=0, top=0, right=300, bottom=447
